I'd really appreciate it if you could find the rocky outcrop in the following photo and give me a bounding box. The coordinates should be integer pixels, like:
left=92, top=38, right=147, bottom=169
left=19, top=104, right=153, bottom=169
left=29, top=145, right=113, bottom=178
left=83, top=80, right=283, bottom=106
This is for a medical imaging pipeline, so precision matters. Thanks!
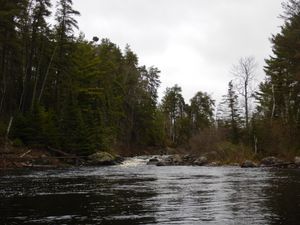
left=259, top=156, right=297, bottom=168
left=260, top=156, right=283, bottom=166
left=193, top=156, right=208, bottom=166
left=147, top=154, right=211, bottom=166
left=241, top=160, right=257, bottom=168
left=159, top=155, right=184, bottom=166
left=146, top=154, right=300, bottom=168
left=171, top=154, right=183, bottom=165
left=88, top=152, right=117, bottom=166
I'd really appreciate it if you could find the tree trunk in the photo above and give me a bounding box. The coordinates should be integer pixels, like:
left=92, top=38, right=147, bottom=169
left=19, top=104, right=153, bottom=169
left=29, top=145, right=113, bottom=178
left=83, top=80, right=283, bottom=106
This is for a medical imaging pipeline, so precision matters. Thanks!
left=38, top=46, right=57, bottom=103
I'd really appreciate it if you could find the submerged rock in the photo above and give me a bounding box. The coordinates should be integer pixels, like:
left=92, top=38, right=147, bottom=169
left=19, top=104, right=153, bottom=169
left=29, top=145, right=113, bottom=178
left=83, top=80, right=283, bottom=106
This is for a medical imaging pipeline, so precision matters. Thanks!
left=241, top=160, right=257, bottom=168
left=156, top=161, right=168, bottom=166
left=88, top=152, right=117, bottom=165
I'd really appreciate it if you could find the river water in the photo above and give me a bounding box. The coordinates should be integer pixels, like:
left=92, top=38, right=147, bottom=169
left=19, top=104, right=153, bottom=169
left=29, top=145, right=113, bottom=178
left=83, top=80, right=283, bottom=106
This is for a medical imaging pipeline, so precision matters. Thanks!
left=0, top=156, right=300, bottom=225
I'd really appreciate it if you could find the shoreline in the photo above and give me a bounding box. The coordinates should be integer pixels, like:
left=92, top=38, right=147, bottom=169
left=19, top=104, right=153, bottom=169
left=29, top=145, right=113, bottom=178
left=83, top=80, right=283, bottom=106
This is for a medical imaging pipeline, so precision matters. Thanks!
left=1, top=145, right=300, bottom=170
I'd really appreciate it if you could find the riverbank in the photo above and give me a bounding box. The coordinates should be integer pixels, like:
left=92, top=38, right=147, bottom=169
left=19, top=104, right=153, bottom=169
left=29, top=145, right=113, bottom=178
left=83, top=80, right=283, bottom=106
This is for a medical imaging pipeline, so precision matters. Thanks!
left=0, top=145, right=74, bottom=169
left=1, top=144, right=300, bottom=170
left=146, top=154, right=300, bottom=169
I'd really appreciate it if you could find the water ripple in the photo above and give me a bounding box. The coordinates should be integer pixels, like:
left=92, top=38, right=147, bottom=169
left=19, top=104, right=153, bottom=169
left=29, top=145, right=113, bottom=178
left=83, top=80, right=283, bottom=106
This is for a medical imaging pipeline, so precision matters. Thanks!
left=0, top=157, right=300, bottom=224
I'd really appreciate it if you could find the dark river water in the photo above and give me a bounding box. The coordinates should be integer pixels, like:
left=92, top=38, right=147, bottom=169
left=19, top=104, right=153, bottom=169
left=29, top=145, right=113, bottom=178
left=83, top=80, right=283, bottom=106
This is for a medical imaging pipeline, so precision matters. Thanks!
left=0, top=156, right=300, bottom=225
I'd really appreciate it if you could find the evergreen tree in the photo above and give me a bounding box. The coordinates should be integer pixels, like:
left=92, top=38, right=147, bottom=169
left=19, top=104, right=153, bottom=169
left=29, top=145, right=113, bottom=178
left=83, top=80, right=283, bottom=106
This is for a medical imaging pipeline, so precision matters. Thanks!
left=190, top=91, right=215, bottom=134
left=257, top=0, right=300, bottom=152
left=161, top=85, right=185, bottom=145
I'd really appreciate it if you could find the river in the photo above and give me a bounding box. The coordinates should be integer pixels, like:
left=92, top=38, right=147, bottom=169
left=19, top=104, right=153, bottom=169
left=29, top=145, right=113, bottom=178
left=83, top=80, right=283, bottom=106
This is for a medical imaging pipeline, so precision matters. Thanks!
left=0, top=156, right=300, bottom=225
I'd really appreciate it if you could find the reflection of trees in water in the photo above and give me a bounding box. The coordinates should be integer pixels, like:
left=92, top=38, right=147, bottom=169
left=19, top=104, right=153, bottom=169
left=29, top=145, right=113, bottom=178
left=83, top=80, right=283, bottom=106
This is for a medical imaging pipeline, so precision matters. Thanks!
left=0, top=174, right=159, bottom=225
left=87, top=176, right=159, bottom=224
left=226, top=170, right=275, bottom=224
left=1, top=167, right=300, bottom=225
left=263, top=169, right=300, bottom=225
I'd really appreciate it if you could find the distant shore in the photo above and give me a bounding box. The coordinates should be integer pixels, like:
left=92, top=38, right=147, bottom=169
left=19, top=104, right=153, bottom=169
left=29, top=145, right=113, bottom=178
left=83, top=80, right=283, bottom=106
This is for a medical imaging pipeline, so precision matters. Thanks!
left=1, top=144, right=300, bottom=170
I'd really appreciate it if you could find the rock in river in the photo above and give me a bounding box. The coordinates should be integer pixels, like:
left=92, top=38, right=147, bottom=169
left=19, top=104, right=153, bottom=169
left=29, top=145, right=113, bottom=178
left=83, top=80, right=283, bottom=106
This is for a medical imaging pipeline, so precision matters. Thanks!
left=88, top=152, right=117, bottom=165
left=241, top=160, right=257, bottom=168
left=171, top=154, right=183, bottom=165
left=147, top=157, right=159, bottom=165
left=260, top=156, right=283, bottom=166
left=193, top=156, right=208, bottom=166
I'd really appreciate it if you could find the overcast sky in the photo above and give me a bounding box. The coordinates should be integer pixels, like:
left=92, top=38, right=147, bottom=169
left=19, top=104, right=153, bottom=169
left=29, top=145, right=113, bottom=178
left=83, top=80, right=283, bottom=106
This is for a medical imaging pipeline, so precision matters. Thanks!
left=69, top=0, right=284, bottom=102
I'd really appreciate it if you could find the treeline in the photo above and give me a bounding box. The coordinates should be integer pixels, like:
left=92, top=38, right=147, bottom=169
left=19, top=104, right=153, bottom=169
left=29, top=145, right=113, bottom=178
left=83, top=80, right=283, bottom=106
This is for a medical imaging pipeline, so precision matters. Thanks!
left=0, top=0, right=164, bottom=155
left=162, top=0, right=300, bottom=158
left=215, top=0, right=300, bottom=157
left=1, top=0, right=300, bottom=157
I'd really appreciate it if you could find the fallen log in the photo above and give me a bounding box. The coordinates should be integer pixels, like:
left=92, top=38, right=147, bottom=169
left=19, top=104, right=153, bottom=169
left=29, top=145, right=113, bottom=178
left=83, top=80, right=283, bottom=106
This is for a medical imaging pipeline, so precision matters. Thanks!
left=22, top=164, right=59, bottom=169
left=47, top=146, right=72, bottom=156
left=20, top=150, right=31, bottom=158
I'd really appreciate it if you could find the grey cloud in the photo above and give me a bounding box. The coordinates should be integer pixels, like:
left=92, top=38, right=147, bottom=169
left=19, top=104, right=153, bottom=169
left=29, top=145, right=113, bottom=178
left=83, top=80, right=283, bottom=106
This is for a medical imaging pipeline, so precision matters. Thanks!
left=70, top=0, right=284, bottom=101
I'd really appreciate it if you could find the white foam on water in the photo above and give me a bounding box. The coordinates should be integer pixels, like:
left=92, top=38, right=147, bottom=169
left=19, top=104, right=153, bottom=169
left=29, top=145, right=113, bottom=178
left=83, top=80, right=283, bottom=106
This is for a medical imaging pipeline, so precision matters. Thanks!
left=120, top=156, right=153, bottom=168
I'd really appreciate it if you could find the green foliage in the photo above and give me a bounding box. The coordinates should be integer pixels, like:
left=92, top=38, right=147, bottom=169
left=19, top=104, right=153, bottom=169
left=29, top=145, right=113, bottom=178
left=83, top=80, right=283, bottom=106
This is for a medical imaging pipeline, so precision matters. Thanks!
left=218, top=81, right=242, bottom=144
left=161, top=86, right=215, bottom=146
left=3, top=0, right=300, bottom=159
left=161, top=84, right=186, bottom=145
left=10, top=105, right=56, bottom=147
left=255, top=0, right=300, bottom=154
left=190, top=91, right=215, bottom=133
left=12, top=138, right=23, bottom=147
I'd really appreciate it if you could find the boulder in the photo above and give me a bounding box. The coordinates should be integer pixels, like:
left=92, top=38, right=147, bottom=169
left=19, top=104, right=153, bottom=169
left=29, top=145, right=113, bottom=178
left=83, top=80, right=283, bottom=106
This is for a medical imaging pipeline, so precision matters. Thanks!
left=287, top=163, right=298, bottom=169
left=294, top=156, right=300, bottom=167
left=147, top=157, right=159, bottom=165
left=152, top=154, right=184, bottom=166
left=241, top=160, right=257, bottom=168
left=158, top=156, right=174, bottom=166
left=193, top=156, right=208, bottom=166
left=182, top=154, right=197, bottom=165
left=115, top=156, right=125, bottom=164
left=88, top=152, right=117, bottom=165
left=261, top=156, right=283, bottom=166
left=172, top=154, right=183, bottom=165
left=183, top=154, right=194, bottom=161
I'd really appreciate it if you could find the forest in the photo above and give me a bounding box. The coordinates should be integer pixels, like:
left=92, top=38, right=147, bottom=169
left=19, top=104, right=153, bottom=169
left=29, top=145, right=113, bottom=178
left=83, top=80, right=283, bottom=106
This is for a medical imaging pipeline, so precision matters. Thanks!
left=1, top=0, right=300, bottom=159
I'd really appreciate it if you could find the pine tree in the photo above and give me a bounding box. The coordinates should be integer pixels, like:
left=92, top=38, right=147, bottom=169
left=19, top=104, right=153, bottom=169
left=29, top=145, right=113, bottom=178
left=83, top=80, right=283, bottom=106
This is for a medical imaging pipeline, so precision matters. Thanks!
left=226, top=81, right=241, bottom=143
left=258, top=0, right=300, bottom=152
left=161, top=85, right=185, bottom=145
left=190, top=91, right=215, bottom=134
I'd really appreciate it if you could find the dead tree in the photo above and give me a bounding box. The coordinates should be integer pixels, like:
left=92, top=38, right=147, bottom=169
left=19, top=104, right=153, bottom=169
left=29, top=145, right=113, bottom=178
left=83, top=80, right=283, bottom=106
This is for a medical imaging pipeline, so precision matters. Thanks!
left=231, top=56, right=257, bottom=131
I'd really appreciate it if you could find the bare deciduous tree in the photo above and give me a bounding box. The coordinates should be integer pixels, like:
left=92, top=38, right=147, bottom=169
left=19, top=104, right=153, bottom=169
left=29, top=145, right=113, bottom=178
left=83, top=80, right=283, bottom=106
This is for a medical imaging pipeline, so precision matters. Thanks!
left=231, top=56, right=257, bottom=131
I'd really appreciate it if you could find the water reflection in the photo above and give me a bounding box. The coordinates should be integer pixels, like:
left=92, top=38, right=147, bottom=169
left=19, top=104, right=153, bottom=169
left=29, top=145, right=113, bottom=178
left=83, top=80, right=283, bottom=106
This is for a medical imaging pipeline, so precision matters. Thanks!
left=0, top=159, right=300, bottom=225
